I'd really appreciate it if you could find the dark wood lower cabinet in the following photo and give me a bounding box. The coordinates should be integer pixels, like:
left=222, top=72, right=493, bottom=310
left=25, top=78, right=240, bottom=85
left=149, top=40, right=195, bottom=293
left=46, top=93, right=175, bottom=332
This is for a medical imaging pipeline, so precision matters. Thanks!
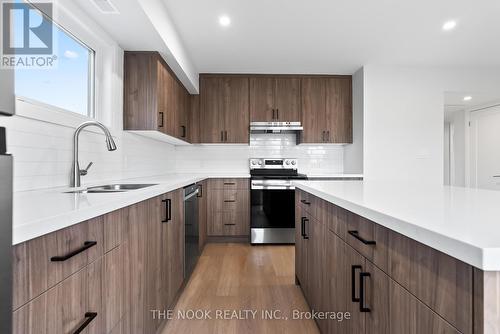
left=296, top=189, right=474, bottom=334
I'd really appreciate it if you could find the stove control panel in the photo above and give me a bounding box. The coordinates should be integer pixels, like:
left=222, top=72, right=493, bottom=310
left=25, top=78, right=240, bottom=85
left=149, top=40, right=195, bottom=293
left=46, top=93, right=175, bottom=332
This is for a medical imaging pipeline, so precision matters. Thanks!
left=249, top=158, right=298, bottom=169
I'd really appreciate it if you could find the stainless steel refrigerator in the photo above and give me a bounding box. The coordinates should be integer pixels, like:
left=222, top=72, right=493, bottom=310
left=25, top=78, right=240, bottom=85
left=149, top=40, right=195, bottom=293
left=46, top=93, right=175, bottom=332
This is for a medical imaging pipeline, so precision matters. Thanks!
left=0, top=66, right=14, bottom=333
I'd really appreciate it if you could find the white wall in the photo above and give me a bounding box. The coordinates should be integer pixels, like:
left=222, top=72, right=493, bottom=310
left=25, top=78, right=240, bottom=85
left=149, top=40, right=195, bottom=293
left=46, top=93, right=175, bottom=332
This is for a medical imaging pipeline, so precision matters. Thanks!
left=344, top=67, right=363, bottom=173
left=176, top=134, right=344, bottom=176
left=363, top=65, right=500, bottom=184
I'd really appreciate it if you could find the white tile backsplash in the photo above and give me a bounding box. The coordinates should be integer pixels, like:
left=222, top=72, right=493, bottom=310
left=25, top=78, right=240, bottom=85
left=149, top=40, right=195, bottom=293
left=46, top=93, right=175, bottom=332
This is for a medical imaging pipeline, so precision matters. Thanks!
left=176, top=133, right=344, bottom=175
left=2, top=119, right=345, bottom=192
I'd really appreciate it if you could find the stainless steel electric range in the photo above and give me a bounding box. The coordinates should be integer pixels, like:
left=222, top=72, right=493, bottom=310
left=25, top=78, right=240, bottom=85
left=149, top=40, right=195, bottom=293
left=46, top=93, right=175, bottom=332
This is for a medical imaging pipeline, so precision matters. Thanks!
left=250, top=158, right=307, bottom=244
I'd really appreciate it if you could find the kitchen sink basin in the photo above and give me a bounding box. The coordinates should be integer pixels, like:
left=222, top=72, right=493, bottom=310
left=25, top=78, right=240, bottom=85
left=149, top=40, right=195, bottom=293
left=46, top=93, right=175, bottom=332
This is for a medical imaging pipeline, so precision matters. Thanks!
left=65, top=183, right=157, bottom=194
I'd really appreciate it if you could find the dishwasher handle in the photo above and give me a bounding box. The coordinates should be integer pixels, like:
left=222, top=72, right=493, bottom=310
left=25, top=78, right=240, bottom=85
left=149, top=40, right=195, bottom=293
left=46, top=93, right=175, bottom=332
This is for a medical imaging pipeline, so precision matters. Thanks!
left=184, top=188, right=200, bottom=201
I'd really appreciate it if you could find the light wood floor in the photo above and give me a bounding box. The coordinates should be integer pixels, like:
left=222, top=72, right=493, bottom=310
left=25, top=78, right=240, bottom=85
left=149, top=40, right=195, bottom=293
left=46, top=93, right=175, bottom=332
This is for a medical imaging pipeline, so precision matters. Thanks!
left=161, top=243, right=319, bottom=334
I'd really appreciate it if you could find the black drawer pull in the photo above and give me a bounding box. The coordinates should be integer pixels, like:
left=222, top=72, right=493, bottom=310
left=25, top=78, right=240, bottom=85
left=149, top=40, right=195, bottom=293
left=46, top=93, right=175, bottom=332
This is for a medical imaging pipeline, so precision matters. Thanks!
left=301, top=217, right=306, bottom=238
left=197, top=184, right=203, bottom=197
left=159, top=112, right=164, bottom=127
left=224, top=223, right=236, bottom=226
left=351, top=265, right=362, bottom=302
left=303, top=217, right=309, bottom=239
left=224, top=199, right=236, bottom=202
left=73, top=312, right=98, bottom=334
left=50, top=241, right=97, bottom=262
left=223, top=182, right=236, bottom=185
left=359, top=272, right=371, bottom=312
left=348, top=230, right=376, bottom=245
left=162, top=198, right=171, bottom=223
left=300, top=199, right=311, bottom=205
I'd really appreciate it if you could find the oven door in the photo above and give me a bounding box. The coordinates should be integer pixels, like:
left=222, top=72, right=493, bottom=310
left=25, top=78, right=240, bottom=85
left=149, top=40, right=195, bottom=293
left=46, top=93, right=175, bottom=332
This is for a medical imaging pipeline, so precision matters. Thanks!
left=250, top=180, right=295, bottom=244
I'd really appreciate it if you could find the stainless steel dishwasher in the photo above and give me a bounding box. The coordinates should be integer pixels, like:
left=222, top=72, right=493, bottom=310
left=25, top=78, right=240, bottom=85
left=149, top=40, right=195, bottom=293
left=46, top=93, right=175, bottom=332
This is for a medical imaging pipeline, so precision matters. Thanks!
left=184, top=183, right=200, bottom=279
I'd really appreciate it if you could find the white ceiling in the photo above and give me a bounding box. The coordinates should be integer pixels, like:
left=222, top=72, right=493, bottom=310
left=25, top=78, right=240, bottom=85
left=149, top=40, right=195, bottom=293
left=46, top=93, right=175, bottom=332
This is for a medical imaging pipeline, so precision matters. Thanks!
left=163, top=0, right=500, bottom=74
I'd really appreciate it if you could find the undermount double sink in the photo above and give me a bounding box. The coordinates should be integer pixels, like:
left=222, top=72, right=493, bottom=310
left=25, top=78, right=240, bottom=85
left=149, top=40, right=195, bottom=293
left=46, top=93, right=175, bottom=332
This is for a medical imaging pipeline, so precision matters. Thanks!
left=65, top=183, right=157, bottom=194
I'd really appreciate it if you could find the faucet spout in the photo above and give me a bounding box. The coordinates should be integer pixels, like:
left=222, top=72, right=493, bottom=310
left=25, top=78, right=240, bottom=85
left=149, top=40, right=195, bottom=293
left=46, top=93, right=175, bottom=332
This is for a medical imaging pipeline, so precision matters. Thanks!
left=71, top=121, right=117, bottom=188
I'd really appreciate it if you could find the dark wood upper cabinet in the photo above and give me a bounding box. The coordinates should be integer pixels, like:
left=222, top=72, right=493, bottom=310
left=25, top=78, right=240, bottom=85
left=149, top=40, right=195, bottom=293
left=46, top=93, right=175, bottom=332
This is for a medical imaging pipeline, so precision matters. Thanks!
left=124, top=52, right=189, bottom=142
left=200, top=75, right=249, bottom=144
left=250, top=77, right=300, bottom=122
left=301, top=77, right=326, bottom=143
left=301, top=76, right=352, bottom=144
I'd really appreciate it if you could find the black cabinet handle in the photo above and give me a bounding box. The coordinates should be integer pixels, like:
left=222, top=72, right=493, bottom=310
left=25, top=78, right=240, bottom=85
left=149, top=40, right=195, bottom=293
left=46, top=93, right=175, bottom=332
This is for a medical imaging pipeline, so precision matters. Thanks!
left=224, top=130, right=228, bottom=142
left=276, top=109, right=279, bottom=119
left=181, top=125, right=186, bottom=138
left=224, top=223, right=236, bottom=226
left=300, top=199, right=311, bottom=205
left=327, top=130, right=330, bottom=142
left=351, top=265, right=362, bottom=302
left=50, top=241, right=97, bottom=262
left=301, top=217, right=306, bottom=237
left=224, top=182, right=236, bottom=185
left=73, top=312, right=98, bottom=334
left=220, top=131, right=224, bottom=142
left=348, top=230, right=376, bottom=245
left=272, top=109, right=275, bottom=119
left=224, top=200, right=236, bottom=202
left=159, top=112, right=164, bottom=127
left=303, top=217, right=309, bottom=239
left=359, top=272, right=371, bottom=312
left=162, top=198, right=171, bottom=223
left=197, top=184, right=203, bottom=198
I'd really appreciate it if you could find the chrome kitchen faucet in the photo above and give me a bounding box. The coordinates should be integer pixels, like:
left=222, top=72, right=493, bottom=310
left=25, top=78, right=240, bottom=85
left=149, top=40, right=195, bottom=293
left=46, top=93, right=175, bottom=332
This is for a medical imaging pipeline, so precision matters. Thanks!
left=71, top=121, right=117, bottom=187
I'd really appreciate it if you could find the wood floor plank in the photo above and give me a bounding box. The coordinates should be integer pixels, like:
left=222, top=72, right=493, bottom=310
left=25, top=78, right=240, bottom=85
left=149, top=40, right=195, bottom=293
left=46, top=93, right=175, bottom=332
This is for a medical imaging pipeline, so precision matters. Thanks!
left=161, top=243, right=319, bottom=334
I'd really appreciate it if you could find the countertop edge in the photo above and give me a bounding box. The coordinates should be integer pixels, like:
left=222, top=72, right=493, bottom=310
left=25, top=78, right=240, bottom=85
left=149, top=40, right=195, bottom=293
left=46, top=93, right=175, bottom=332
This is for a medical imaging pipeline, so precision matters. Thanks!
left=294, top=182, right=491, bottom=271
left=13, top=174, right=250, bottom=245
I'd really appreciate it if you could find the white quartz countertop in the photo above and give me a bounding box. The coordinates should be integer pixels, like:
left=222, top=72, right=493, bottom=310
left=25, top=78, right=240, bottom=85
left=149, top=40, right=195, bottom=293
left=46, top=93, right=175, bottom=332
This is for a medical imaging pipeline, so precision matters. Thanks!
left=13, top=173, right=249, bottom=245
left=306, top=174, right=363, bottom=179
left=294, top=180, right=500, bottom=271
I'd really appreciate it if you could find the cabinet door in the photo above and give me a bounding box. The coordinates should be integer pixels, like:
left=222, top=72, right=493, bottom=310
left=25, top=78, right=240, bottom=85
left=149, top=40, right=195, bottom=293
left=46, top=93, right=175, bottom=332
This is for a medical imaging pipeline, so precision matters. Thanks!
left=197, top=181, right=208, bottom=252
left=326, top=230, right=348, bottom=334
left=307, top=218, right=327, bottom=332
left=301, top=77, right=327, bottom=143
left=364, top=261, right=390, bottom=334
left=325, top=77, right=352, bottom=143
left=200, top=76, right=224, bottom=143
left=344, top=244, right=366, bottom=334
left=163, top=65, right=178, bottom=138
left=175, top=80, right=188, bottom=140
left=222, top=76, right=250, bottom=143
left=250, top=77, right=275, bottom=121
left=124, top=201, right=148, bottom=333
left=13, top=263, right=102, bottom=334
left=187, top=95, right=200, bottom=144
left=294, top=192, right=308, bottom=294
left=275, top=77, right=300, bottom=122
left=161, top=190, right=185, bottom=308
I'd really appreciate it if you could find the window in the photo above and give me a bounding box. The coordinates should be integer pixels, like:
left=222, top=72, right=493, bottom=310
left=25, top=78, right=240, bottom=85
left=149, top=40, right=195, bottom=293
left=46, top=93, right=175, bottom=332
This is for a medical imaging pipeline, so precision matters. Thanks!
left=14, top=5, right=95, bottom=117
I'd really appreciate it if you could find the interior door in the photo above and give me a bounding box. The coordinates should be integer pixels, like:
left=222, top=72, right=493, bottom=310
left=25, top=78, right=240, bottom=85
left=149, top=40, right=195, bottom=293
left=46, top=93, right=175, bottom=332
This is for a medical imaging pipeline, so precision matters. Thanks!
left=325, top=77, right=352, bottom=143
left=222, top=76, right=250, bottom=143
left=301, top=77, right=326, bottom=143
left=200, top=76, right=224, bottom=143
left=469, top=106, right=500, bottom=190
left=275, top=77, right=300, bottom=122
left=250, top=77, right=275, bottom=121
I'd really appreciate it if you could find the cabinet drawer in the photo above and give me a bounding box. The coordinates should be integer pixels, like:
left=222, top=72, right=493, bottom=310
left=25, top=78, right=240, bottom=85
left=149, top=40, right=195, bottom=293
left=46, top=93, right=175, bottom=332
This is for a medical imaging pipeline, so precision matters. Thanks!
left=208, top=178, right=249, bottom=190
left=12, top=217, right=103, bottom=310
left=346, top=213, right=388, bottom=272
left=13, top=260, right=103, bottom=334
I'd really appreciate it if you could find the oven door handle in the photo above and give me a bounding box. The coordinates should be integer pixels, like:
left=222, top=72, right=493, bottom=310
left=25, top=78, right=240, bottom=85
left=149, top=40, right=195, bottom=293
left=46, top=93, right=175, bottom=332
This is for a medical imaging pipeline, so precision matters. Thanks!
left=251, top=185, right=295, bottom=190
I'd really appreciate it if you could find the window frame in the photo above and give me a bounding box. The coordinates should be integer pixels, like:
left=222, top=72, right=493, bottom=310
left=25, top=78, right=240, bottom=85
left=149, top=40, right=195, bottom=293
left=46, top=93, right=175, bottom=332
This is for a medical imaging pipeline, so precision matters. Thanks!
left=14, top=0, right=120, bottom=130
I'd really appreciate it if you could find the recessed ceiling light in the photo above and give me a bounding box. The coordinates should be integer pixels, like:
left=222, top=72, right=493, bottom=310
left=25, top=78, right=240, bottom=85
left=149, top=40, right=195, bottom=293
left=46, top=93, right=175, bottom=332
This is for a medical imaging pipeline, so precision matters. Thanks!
left=463, top=96, right=472, bottom=101
left=442, top=20, right=457, bottom=31
left=219, top=15, right=231, bottom=27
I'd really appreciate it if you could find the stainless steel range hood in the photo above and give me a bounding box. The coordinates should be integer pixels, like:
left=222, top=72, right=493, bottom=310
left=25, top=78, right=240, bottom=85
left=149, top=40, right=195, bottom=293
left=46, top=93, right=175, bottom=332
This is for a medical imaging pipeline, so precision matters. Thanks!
left=250, top=122, right=303, bottom=134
